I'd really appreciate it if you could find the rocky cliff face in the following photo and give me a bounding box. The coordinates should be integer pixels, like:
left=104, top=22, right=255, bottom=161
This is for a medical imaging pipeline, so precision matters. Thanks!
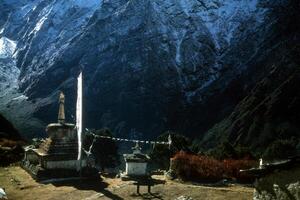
left=200, top=66, right=300, bottom=150
left=0, top=0, right=297, bottom=142
left=198, top=0, right=300, bottom=151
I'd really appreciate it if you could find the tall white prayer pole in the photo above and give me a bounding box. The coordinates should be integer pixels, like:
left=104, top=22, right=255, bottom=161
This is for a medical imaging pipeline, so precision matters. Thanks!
left=76, top=72, right=83, bottom=171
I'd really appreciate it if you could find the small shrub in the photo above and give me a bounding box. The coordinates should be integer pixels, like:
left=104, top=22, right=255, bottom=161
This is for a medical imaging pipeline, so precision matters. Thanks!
left=223, top=159, right=258, bottom=182
left=84, top=128, right=119, bottom=171
left=150, top=132, right=191, bottom=170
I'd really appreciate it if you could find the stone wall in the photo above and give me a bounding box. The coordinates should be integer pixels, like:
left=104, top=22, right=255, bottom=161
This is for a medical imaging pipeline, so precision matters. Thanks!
left=25, top=150, right=39, bottom=164
left=44, top=159, right=86, bottom=170
left=254, top=166, right=300, bottom=200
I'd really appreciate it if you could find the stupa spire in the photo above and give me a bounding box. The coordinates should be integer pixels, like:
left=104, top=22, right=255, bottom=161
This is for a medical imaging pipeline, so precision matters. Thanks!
left=132, top=142, right=142, bottom=154
left=58, top=92, right=65, bottom=124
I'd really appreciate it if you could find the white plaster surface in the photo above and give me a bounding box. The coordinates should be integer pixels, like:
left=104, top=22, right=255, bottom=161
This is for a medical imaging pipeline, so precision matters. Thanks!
left=125, top=162, right=147, bottom=176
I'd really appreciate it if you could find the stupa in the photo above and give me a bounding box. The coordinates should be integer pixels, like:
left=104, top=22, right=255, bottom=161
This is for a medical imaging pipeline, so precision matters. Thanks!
left=23, top=92, right=89, bottom=180
left=122, top=142, right=150, bottom=178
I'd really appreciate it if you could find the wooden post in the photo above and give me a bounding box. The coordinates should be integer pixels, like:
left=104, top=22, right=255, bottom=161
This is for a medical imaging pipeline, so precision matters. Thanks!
left=136, top=184, right=140, bottom=194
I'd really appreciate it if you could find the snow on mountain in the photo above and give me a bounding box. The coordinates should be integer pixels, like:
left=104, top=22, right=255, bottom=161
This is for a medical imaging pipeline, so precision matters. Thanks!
left=0, top=37, right=18, bottom=92
left=72, top=0, right=102, bottom=8
left=0, top=37, right=16, bottom=58
left=198, top=0, right=261, bottom=49
left=0, top=0, right=272, bottom=138
left=0, top=35, right=45, bottom=138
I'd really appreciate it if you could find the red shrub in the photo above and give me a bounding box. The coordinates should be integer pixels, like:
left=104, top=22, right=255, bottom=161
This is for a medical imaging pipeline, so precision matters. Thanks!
left=171, top=151, right=257, bottom=183
left=222, top=159, right=258, bottom=182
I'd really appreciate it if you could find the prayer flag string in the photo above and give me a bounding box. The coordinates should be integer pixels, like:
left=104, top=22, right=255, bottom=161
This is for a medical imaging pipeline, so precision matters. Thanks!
left=87, top=132, right=172, bottom=146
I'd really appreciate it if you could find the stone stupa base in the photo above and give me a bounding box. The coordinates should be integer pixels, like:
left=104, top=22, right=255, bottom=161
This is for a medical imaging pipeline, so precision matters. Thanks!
left=21, top=160, right=98, bottom=181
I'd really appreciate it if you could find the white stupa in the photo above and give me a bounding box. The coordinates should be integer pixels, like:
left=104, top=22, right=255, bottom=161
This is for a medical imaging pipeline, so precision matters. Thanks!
left=123, top=142, right=150, bottom=177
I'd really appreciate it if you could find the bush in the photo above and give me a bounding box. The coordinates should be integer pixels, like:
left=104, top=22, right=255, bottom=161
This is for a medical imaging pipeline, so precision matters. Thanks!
left=222, top=159, right=257, bottom=182
left=150, top=132, right=191, bottom=170
left=171, top=151, right=257, bottom=183
left=171, top=151, right=223, bottom=182
left=84, top=128, right=119, bottom=171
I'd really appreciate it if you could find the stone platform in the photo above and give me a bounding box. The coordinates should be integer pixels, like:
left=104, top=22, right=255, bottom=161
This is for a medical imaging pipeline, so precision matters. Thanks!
left=21, top=160, right=98, bottom=181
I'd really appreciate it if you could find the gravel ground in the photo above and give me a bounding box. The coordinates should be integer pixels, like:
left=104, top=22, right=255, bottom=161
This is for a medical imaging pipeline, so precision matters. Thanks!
left=0, top=166, right=254, bottom=200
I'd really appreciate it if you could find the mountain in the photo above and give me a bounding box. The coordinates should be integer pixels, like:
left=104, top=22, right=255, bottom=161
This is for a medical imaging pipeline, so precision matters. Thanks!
left=0, top=33, right=44, bottom=138
left=198, top=0, right=300, bottom=151
left=0, top=0, right=299, bottom=145
left=199, top=66, right=300, bottom=151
